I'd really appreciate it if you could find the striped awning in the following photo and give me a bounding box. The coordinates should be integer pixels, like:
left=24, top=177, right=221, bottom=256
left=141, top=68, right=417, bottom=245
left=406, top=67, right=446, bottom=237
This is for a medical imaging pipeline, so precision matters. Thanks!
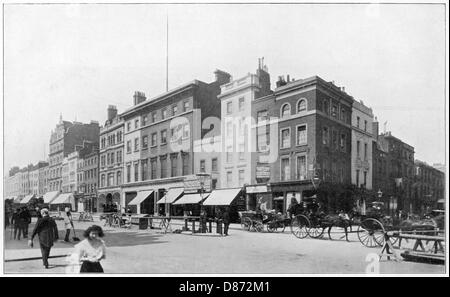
left=50, top=193, right=75, bottom=205
left=128, top=190, right=154, bottom=206
left=20, top=194, right=36, bottom=204
left=202, top=188, right=241, bottom=206
left=173, top=193, right=210, bottom=205
left=43, top=191, right=60, bottom=204
left=157, top=188, right=184, bottom=204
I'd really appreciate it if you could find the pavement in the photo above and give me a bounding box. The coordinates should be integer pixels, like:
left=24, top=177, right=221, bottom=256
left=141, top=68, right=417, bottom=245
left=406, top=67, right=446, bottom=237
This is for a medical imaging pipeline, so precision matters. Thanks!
left=3, top=218, right=446, bottom=275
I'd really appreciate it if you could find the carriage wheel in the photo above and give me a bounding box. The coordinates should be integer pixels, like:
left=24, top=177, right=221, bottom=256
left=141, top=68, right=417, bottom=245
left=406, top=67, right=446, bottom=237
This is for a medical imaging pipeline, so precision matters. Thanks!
left=308, top=226, right=325, bottom=239
left=241, top=217, right=252, bottom=231
left=254, top=221, right=264, bottom=232
left=357, top=218, right=385, bottom=247
left=267, top=223, right=276, bottom=233
left=290, top=215, right=310, bottom=239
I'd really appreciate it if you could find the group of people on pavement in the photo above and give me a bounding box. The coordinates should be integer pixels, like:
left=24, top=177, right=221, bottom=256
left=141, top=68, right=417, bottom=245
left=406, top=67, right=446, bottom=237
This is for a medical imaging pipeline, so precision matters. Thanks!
left=8, top=207, right=32, bottom=240
left=5, top=205, right=107, bottom=273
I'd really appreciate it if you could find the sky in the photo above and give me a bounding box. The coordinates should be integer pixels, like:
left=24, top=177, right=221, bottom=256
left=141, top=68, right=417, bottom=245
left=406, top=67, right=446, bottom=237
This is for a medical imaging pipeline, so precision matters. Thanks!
left=2, top=2, right=447, bottom=173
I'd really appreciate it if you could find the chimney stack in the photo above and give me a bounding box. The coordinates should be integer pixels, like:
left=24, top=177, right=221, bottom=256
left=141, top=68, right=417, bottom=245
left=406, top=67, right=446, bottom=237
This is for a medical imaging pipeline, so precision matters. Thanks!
left=133, top=91, right=146, bottom=106
left=107, top=105, right=118, bottom=121
left=214, top=69, right=231, bottom=85
left=276, top=76, right=287, bottom=88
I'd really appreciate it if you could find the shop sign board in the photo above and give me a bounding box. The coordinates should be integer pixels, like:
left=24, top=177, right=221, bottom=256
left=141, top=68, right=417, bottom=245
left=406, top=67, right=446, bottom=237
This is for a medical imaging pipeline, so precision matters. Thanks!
left=256, top=165, right=271, bottom=179
left=246, top=185, right=269, bottom=193
left=183, top=174, right=211, bottom=194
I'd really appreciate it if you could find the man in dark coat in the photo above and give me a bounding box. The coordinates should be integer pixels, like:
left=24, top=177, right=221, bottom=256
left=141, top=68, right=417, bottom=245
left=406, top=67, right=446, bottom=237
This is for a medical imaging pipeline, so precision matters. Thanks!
left=20, top=207, right=32, bottom=238
left=222, top=207, right=231, bottom=236
left=29, top=208, right=59, bottom=269
left=11, top=209, right=23, bottom=240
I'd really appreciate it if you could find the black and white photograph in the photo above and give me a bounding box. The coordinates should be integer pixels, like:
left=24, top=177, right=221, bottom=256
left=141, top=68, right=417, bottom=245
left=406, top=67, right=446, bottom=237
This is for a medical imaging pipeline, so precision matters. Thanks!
left=1, top=0, right=448, bottom=279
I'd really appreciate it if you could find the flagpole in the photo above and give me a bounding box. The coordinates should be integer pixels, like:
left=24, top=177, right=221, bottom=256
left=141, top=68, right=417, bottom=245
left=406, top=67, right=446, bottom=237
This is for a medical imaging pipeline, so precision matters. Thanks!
left=166, top=12, right=169, bottom=92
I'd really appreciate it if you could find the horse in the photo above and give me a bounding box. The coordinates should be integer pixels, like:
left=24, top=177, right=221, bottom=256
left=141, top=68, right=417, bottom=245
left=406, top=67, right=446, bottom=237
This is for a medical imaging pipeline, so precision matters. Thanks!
left=322, top=214, right=352, bottom=242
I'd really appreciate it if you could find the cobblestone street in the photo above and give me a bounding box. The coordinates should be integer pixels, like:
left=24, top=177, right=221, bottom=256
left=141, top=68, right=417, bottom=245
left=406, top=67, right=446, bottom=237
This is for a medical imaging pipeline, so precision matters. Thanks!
left=3, top=219, right=445, bottom=274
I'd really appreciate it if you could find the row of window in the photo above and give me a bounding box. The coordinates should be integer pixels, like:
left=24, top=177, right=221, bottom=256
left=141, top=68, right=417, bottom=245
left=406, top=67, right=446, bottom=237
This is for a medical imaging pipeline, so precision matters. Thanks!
left=126, top=124, right=190, bottom=153
left=78, top=183, right=97, bottom=195
left=356, top=141, right=369, bottom=160
left=79, top=157, right=98, bottom=169
left=225, top=97, right=246, bottom=114
left=120, top=154, right=191, bottom=184
left=199, top=158, right=218, bottom=173
left=77, top=168, right=98, bottom=182
left=355, top=170, right=368, bottom=187
left=225, top=169, right=246, bottom=188
left=280, top=98, right=308, bottom=119
left=101, top=131, right=123, bottom=149
left=280, top=125, right=308, bottom=149
left=126, top=101, right=191, bottom=132
left=321, top=98, right=350, bottom=124
left=50, top=141, right=63, bottom=154
left=280, top=155, right=308, bottom=181
left=100, top=171, right=122, bottom=188
left=356, top=116, right=368, bottom=132
left=100, top=151, right=123, bottom=167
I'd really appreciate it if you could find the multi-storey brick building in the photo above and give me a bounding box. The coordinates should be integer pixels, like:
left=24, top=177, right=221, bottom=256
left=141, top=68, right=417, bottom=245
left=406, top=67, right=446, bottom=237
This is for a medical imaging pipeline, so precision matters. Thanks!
left=372, top=130, right=415, bottom=213
left=77, top=143, right=99, bottom=212
left=219, top=61, right=354, bottom=213
left=414, top=160, right=446, bottom=212
left=250, top=75, right=354, bottom=213
left=219, top=61, right=272, bottom=190
left=98, top=105, right=124, bottom=212
left=47, top=116, right=99, bottom=192
left=351, top=101, right=374, bottom=189
left=120, top=70, right=231, bottom=214
left=30, top=161, right=49, bottom=197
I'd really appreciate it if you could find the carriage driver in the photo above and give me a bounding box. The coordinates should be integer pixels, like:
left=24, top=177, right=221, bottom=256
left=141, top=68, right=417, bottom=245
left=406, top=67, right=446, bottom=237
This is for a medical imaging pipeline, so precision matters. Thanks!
left=309, top=198, right=320, bottom=216
left=287, top=197, right=304, bottom=219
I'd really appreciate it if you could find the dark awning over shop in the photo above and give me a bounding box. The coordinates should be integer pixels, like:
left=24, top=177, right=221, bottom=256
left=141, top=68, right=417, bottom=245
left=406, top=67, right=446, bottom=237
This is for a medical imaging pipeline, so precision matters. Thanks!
left=128, top=190, right=154, bottom=206
left=173, top=193, right=209, bottom=205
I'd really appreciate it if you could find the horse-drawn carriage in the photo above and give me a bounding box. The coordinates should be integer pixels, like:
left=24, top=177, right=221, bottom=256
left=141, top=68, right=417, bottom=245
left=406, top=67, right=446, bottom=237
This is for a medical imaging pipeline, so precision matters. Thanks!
left=239, top=210, right=291, bottom=233
left=353, top=202, right=439, bottom=248
left=290, top=200, right=440, bottom=247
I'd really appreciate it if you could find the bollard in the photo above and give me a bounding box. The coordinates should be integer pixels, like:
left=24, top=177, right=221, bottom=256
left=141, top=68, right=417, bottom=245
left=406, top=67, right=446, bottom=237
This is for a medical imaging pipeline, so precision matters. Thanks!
left=184, top=219, right=188, bottom=231
left=216, top=220, right=223, bottom=235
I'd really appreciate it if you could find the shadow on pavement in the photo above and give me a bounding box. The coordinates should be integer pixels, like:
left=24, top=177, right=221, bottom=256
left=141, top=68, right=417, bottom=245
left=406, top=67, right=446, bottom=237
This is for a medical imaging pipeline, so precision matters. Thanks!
left=102, top=230, right=168, bottom=248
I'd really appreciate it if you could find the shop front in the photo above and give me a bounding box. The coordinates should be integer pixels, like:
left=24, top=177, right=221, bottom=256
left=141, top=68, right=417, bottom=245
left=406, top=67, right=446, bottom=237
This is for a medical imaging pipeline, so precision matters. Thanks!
left=202, top=187, right=244, bottom=222
left=127, top=190, right=154, bottom=214
left=245, top=180, right=315, bottom=214
left=97, top=189, right=121, bottom=213
left=156, top=187, right=185, bottom=216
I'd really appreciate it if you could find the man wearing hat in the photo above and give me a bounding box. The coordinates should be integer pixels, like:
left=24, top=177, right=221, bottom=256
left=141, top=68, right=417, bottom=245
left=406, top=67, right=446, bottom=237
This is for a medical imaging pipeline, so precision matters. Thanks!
left=28, top=208, right=59, bottom=269
left=62, top=207, right=74, bottom=242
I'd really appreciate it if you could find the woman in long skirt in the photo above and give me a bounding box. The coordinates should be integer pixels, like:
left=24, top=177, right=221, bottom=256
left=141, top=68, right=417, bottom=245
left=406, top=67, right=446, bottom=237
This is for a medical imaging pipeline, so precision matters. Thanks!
left=74, top=225, right=106, bottom=273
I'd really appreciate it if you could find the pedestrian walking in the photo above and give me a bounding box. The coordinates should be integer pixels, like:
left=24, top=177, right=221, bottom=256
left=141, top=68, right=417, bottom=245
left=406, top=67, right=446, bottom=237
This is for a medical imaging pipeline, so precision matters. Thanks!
left=11, top=208, right=23, bottom=240
left=20, top=207, right=32, bottom=238
left=35, top=207, right=42, bottom=219
left=5, top=207, right=11, bottom=229
left=28, top=208, right=59, bottom=269
left=74, top=225, right=106, bottom=273
left=62, top=207, right=74, bottom=242
left=222, top=206, right=231, bottom=236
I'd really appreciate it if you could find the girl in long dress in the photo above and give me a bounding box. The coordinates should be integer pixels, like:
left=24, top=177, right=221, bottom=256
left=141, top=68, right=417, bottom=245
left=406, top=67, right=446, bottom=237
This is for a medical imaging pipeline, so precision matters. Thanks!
left=74, top=225, right=106, bottom=273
